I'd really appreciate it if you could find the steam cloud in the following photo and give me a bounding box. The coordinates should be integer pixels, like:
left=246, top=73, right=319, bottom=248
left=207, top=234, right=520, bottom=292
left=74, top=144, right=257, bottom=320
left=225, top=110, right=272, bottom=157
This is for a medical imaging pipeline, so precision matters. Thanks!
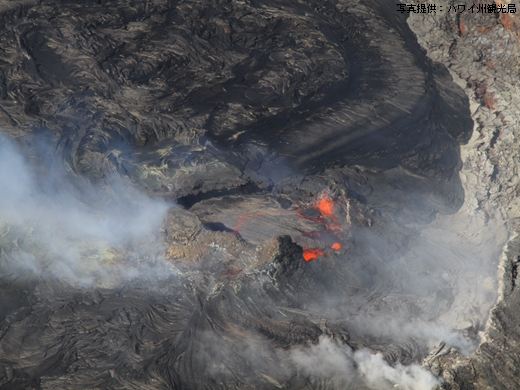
left=290, top=336, right=440, bottom=390
left=0, top=132, right=172, bottom=286
left=348, top=317, right=476, bottom=356
left=0, top=132, right=480, bottom=389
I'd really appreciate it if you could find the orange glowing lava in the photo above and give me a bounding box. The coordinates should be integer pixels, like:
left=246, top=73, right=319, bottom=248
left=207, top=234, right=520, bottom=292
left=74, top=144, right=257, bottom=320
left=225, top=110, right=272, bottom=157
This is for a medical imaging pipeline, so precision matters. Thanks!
left=315, top=198, right=335, bottom=218
left=305, top=193, right=344, bottom=233
left=303, top=248, right=324, bottom=261
left=229, top=190, right=345, bottom=262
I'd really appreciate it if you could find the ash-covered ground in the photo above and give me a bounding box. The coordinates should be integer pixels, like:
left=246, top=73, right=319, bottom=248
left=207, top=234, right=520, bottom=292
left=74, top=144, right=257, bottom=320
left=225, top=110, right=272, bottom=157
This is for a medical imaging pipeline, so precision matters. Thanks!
left=0, top=0, right=513, bottom=389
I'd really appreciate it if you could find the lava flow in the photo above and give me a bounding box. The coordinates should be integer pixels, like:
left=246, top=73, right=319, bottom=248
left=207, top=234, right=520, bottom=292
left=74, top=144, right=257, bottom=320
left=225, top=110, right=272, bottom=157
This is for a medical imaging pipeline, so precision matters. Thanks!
left=303, top=248, right=324, bottom=261
left=297, top=191, right=345, bottom=261
left=231, top=191, right=345, bottom=262
left=232, top=211, right=265, bottom=234
left=307, top=196, right=344, bottom=233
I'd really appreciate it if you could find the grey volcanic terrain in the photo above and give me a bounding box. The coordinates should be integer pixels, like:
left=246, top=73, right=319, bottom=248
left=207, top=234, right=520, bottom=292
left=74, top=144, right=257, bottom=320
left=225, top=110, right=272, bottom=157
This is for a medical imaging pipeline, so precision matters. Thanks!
left=0, top=0, right=513, bottom=389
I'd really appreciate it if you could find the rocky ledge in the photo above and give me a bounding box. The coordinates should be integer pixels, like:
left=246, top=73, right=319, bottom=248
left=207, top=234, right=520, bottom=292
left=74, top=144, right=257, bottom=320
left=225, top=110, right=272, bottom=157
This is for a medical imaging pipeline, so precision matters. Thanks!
left=408, top=1, right=520, bottom=388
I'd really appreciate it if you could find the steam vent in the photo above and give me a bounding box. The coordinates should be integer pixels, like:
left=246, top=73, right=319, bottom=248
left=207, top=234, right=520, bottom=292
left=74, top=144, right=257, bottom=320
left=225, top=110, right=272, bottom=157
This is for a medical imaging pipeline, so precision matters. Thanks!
left=1, top=0, right=520, bottom=388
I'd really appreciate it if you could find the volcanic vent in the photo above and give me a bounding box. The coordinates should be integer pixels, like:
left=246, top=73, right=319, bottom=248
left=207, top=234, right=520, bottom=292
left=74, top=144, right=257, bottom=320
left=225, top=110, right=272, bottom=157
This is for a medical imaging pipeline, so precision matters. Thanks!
left=0, top=0, right=501, bottom=389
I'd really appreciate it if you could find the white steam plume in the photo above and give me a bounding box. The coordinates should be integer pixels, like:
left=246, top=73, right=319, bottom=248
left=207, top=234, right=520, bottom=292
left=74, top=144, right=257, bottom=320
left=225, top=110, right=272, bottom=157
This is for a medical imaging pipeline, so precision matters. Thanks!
left=348, top=317, right=476, bottom=356
left=0, top=132, right=172, bottom=286
left=290, top=336, right=441, bottom=390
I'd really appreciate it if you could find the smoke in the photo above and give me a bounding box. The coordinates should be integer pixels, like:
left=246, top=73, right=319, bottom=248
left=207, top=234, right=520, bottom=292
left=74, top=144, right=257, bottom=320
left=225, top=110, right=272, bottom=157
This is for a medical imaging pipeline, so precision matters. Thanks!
left=356, top=349, right=440, bottom=390
left=402, top=321, right=475, bottom=355
left=290, top=336, right=440, bottom=390
left=0, top=132, right=172, bottom=286
left=287, top=317, right=474, bottom=389
left=0, top=129, right=489, bottom=388
left=346, top=316, right=476, bottom=356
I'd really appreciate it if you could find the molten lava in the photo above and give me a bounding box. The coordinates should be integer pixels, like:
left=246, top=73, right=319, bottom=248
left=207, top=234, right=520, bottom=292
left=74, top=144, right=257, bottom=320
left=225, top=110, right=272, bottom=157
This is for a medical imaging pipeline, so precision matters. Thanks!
left=297, top=192, right=345, bottom=260
left=303, top=248, right=324, bottom=261
left=297, top=193, right=343, bottom=233
left=230, top=191, right=345, bottom=262
left=315, top=198, right=335, bottom=218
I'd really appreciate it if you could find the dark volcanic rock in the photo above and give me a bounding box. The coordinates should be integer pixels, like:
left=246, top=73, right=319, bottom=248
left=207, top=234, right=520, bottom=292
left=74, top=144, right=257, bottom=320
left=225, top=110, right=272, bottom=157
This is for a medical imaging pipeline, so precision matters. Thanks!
left=268, top=235, right=304, bottom=278
left=0, top=0, right=479, bottom=389
left=0, top=0, right=471, bottom=209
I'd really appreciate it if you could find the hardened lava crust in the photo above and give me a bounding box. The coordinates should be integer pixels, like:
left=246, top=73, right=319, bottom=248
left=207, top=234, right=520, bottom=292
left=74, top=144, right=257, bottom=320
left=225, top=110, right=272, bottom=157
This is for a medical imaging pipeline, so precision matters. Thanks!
left=0, top=0, right=471, bottom=206
left=0, top=0, right=479, bottom=389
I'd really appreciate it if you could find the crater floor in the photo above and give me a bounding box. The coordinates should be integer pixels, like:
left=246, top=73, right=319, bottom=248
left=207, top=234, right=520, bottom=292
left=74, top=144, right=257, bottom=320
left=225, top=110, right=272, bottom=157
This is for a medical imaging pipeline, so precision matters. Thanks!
left=0, top=0, right=511, bottom=389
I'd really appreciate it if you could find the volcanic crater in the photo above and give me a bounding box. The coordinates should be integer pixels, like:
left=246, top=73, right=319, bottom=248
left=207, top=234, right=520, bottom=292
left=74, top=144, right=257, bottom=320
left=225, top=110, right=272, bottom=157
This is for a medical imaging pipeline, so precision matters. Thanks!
left=0, top=0, right=515, bottom=389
